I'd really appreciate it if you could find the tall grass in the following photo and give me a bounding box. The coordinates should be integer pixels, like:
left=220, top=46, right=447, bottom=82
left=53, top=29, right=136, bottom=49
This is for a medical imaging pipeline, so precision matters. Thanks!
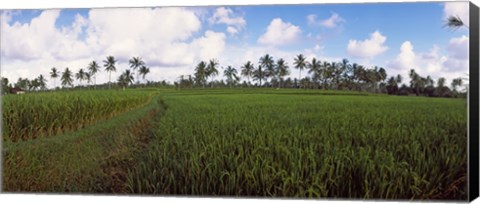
left=2, top=93, right=166, bottom=192
left=126, top=91, right=467, bottom=200
left=2, top=90, right=154, bottom=142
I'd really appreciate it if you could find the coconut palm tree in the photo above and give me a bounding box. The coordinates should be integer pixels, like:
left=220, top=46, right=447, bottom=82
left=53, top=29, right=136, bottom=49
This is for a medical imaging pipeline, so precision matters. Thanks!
left=1, top=77, right=9, bottom=95
left=294, top=54, right=307, bottom=85
left=194, top=61, right=208, bottom=88
left=275, top=58, right=290, bottom=88
left=129, top=57, right=145, bottom=84
left=451, top=78, right=463, bottom=92
left=37, top=74, right=47, bottom=91
left=340, top=59, right=353, bottom=90
left=437, top=77, right=446, bottom=88
left=206, top=58, right=219, bottom=88
left=259, top=54, right=275, bottom=86
left=252, top=65, right=265, bottom=87
left=444, top=15, right=468, bottom=31
left=396, top=74, right=403, bottom=85
left=321, top=61, right=333, bottom=90
left=88, top=61, right=100, bottom=89
left=307, top=57, right=322, bottom=89
left=103, top=56, right=117, bottom=89
left=61, top=68, right=73, bottom=88
left=241, top=61, right=254, bottom=86
left=85, top=72, right=92, bottom=87
left=223, top=66, right=239, bottom=88
left=386, top=76, right=399, bottom=94
left=118, top=69, right=134, bottom=90
left=139, top=65, right=150, bottom=85
left=409, top=69, right=418, bottom=95
left=50, top=67, right=59, bottom=90
left=76, top=68, right=86, bottom=86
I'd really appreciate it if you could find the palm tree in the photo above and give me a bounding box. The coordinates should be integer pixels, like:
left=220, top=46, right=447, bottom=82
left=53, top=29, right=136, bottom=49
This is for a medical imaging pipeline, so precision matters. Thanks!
left=1, top=77, right=9, bottom=95
left=76, top=68, right=86, bottom=86
left=88, top=61, right=100, bottom=89
left=118, top=69, right=134, bottom=90
left=50, top=67, right=59, bottom=90
left=194, top=61, right=208, bottom=88
left=275, top=58, right=290, bottom=88
left=223, top=66, right=239, bottom=88
left=139, top=65, right=150, bottom=85
left=293, top=54, right=307, bottom=86
left=409, top=69, right=427, bottom=96
left=85, top=72, right=92, bottom=88
left=451, top=78, right=463, bottom=92
left=103, top=56, right=117, bottom=89
left=252, top=65, right=265, bottom=87
left=437, top=77, right=446, bottom=88
left=30, top=78, right=40, bottom=91
left=307, top=58, right=322, bottom=89
left=259, top=54, right=275, bottom=86
left=378, top=67, right=387, bottom=82
left=386, top=76, right=399, bottom=94
left=396, top=74, right=403, bottom=85
left=61, top=68, right=73, bottom=88
left=37, top=74, right=47, bottom=91
left=444, top=15, right=468, bottom=31
left=241, top=61, right=255, bottom=86
left=321, top=61, right=332, bottom=90
left=340, top=59, right=353, bottom=90
left=206, top=58, right=219, bottom=88
left=129, top=57, right=145, bottom=84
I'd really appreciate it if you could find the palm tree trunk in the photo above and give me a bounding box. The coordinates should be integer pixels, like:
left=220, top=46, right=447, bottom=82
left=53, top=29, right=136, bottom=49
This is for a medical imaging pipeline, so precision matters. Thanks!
left=299, top=69, right=302, bottom=88
left=109, top=72, right=111, bottom=89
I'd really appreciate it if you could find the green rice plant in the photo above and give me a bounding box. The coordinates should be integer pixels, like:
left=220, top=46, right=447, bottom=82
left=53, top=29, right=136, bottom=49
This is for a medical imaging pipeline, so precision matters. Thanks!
left=2, top=89, right=154, bottom=142
left=126, top=89, right=467, bottom=200
left=2, top=93, right=166, bottom=192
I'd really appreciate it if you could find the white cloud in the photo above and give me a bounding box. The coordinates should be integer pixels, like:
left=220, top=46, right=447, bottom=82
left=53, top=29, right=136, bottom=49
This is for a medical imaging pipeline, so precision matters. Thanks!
left=346, top=31, right=388, bottom=59
left=190, top=30, right=226, bottom=61
left=209, top=7, right=246, bottom=35
left=386, top=37, right=468, bottom=86
left=257, top=18, right=301, bottom=47
left=447, top=35, right=469, bottom=60
left=307, top=13, right=345, bottom=28
left=443, top=35, right=469, bottom=72
left=443, top=1, right=469, bottom=29
left=388, top=41, right=416, bottom=71
left=226, top=26, right=238, bottom=35
left=1, top=8, right=228, bottom=87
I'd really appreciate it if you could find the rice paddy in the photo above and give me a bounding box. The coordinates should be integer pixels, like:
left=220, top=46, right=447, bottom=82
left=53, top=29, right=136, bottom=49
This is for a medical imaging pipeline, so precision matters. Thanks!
left=1, top=88, right=468, bottom=200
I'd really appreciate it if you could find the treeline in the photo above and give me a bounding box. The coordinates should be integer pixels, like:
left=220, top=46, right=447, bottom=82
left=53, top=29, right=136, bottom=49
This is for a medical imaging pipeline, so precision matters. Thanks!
left=176, top=54, right=467, bottom=98
left=1, top=54, right=467, bottom=98
left=1, top=56, right=174, bottom=95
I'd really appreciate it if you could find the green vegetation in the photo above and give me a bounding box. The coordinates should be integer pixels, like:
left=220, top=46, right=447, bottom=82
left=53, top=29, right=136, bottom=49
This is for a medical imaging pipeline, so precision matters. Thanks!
left=2, top=90, right=154, bottom=142
left=2, top=90, right=165, bottom=192
left=126, top=89, right=467, bottom=200
left=1, top=88, right=467, bottom=200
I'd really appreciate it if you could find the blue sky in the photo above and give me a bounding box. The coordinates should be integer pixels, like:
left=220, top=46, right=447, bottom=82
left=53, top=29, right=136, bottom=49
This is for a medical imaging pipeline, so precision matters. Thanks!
left=0, top=2, right=470, bottom=88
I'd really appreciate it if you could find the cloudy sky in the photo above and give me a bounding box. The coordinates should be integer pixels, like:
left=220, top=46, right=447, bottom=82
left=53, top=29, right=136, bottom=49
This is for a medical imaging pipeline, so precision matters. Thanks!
left=0, top=1, right=470, bottom=88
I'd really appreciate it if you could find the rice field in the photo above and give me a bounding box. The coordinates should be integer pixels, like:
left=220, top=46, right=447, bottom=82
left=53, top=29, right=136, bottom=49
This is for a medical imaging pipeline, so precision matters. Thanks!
left=126, top=89, right=468, bottom=200
left=1, top=88, right=468, bottom=200
left=2, top=90, right=154, bottom=142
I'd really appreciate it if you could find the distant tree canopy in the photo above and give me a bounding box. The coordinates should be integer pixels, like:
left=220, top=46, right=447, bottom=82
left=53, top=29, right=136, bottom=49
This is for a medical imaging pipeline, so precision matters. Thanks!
left=1, top=53, right=467, bottom=99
